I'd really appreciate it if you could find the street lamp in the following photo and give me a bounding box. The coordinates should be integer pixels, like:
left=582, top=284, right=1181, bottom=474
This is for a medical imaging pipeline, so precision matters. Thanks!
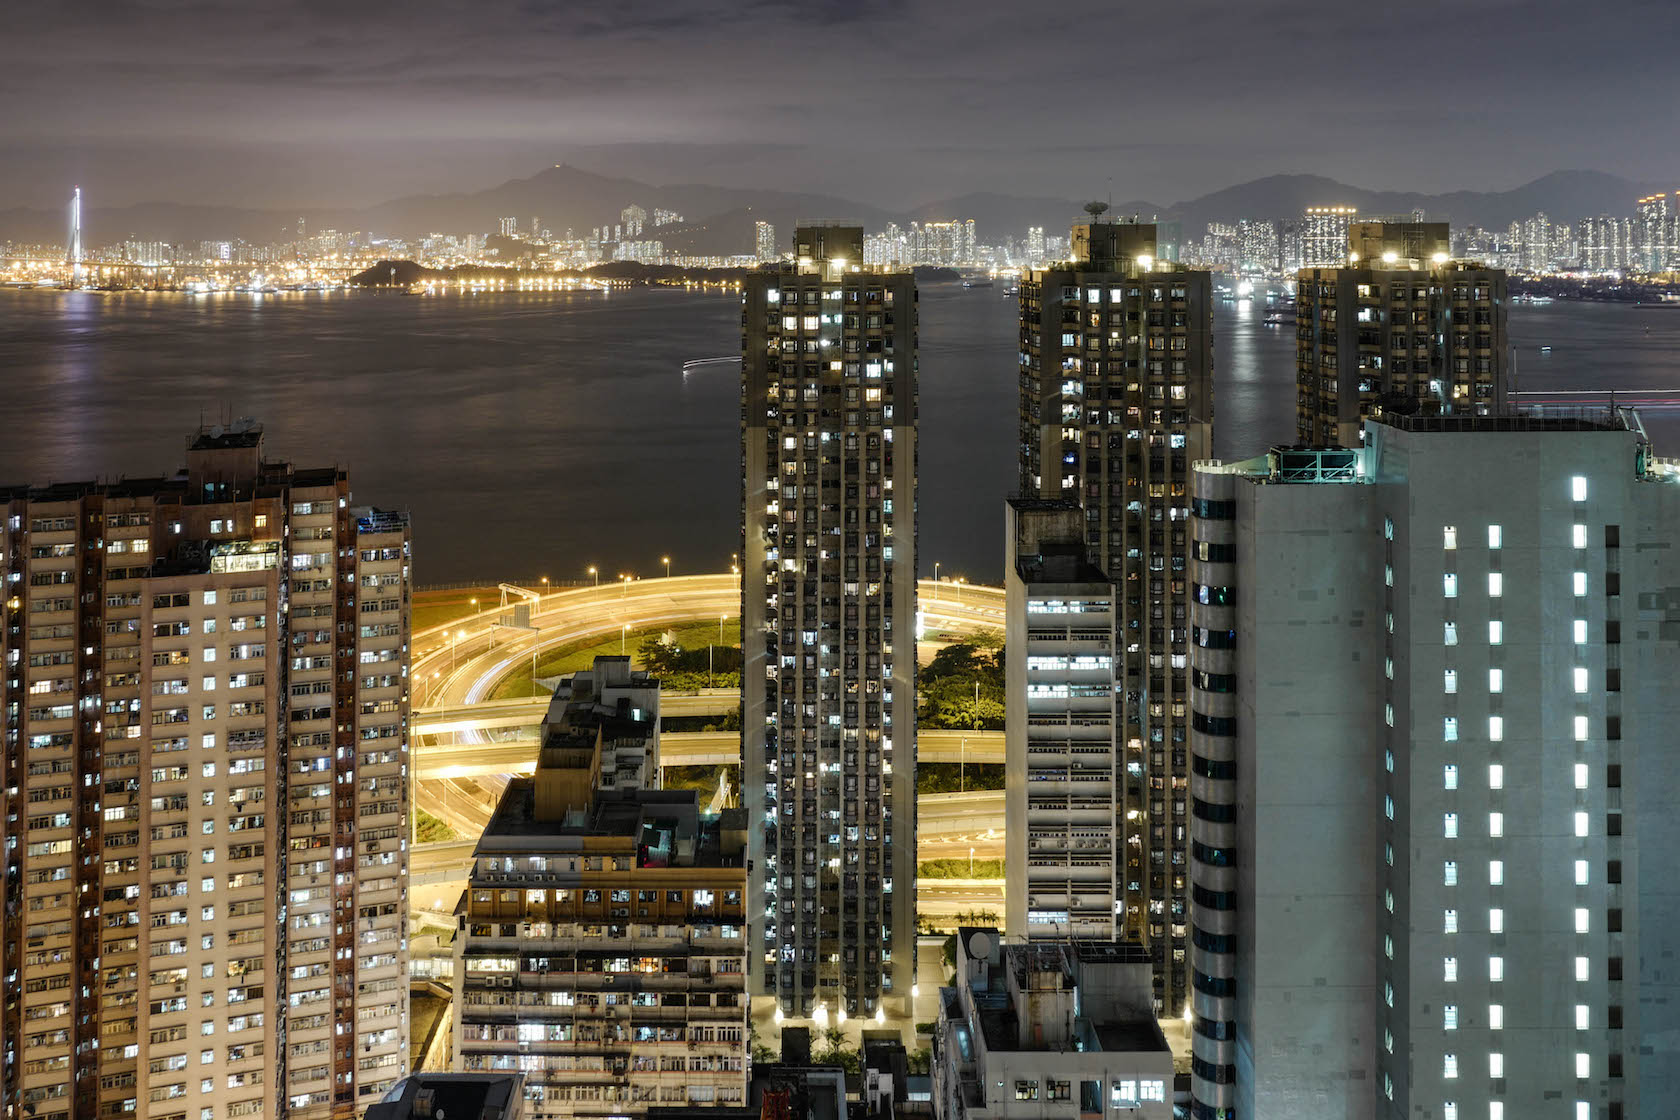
left=933, top=561, right=940, bottom=601
left=587, top=565, right=598, bottom=586
left=620, top=574, right=632, bottom=598
left=451, top=629, right=465, bottom=673
left=969, top=846, right=975, bottom=877
left=540, top=576, right=549, bottom=596
left=621, top=623, right=630, bottom=654
left=662, top=555, right=671, bottom=579
left=955, top=576, right=966, bottom=605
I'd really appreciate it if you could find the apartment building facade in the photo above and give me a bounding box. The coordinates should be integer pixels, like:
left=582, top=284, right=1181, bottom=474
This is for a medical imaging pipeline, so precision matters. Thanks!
left=0, top=421, right=410, bottom=1120
left=1018, top=220, right=1214, bottom=1015
left=1002, top=499, right=1122, bottom=942
left=1296, top=221, right=1507, bottom=445
left=1186, top=412, right=1680, bottom=1120
left=740, top=225, right=918, bottom=1020
left=453, top=686, right=749, bottom=1118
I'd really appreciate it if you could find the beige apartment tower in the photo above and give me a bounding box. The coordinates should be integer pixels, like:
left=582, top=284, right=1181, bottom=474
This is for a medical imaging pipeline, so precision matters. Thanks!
left=740, top=224, right=919, bottom=1021
left=1018, top=219, right=1214, bottom=1015
left=0, top=422, right=411, bottom=1120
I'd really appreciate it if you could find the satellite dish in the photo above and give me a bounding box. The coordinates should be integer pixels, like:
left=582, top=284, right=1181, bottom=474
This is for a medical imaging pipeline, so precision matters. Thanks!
left=1083, top=201, right=1110, bottom=220
left=968, top=930, right=992, bottom=958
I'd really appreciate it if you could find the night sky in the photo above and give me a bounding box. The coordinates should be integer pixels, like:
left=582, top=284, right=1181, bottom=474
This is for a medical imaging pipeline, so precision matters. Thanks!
left=5, top=0, right=1677, bottom=209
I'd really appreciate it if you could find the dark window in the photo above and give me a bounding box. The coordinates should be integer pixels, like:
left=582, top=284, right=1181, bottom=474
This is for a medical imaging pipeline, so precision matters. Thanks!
left=1606, top=572, right=1621, bottom=596
left=1607, top=716, right=1622, bottom=740
left=1192, top=841, right=1234, bottom=868
left=1192, top=712, right=1238, bottom=737
left=1608, top=860, right=1622, bottom=884
left=1190, top=498, right=1236, bottom=520
left=1192, top=798, right=1236, bottom=825
left=1607, top=813, right=1623, bottom=837
left=1605, top=525, right=1620, bottom=549
left=1609, top=908, right=1623, bottom=933
left=1609, top=956, right=1624, bottom=982
left=1193, top=669, right=1236, bottom=693
left=1192, top=753, right=1237, bottom=780
left=1608, top=764, right=1622, bottom=788
left=1609, top=1004, right=1623, bottom=1029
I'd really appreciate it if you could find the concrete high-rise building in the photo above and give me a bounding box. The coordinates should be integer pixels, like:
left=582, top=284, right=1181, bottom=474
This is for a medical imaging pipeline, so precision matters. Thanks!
left=1018, top=219, right=1214, bottom=1014
left=1634, top=193, right=1676, bottom=272
left=932, top=928, right=1173, bottom=1120
left=740, top=224, right=918, bottom=1021
left=1026, top=226, right=1046, bottom=265
left=500, top=216, right=519, bottom=238
left=0, top=421, right=411, bottom=1120
left=908, top=219, right=975, bottom=266
left=1186, top=411, right=1680, bottom=1120
left=1297, top=221, right=1507, bottom=445
left=453, top=657, right=749, bottom=1117
left=66, top=186, right=82, bottom=287
left=1302, top=205, right=1358, bottom=267
left=1002, top=499, right=1122, bottom=941
left=755, top=220, right=777, bottom=263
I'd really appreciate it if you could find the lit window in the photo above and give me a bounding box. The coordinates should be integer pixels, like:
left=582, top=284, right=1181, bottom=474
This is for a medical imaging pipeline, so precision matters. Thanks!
left=1576, top=1103, right=1589, bottom=1120
left=1488, top=764, right=1504, bottom=789
left=1489, top=812, right=1504, bottom=837
left=1575, top=1053, right=1589, bottom=1079
left=1489, top=956, right=1504, bottom=982
left=1572, top=475, right=1588, bottom=502
left=1490, top=860, right=1505, bottom=886
left=1574, top=716, right=1589, bottom=741
left=1443, top=1054, right=1458, bottom=1079
left=1573, top=524, right=1587, bottom=548
left=1444, top=573, right=1458, bottom=598
left=1444, top=861, right=1458, bottom=886
left=1443, top=1004, right=1459, bottom=1030
left=1445, top=1104, right=1458, bottom=1120
left=1487, top=524, right=1502, bottom=549
left=1489, top=908, right=1504, bottom=933
left=1488, top=572, right=1503, bottom=597
left=1489, top=620, right=1503, bottom=645
left=1444, top=717, right=1459, bottom=742
left=1576, top=860, right=1589, bottom=886
left=1489, top=1053, right=1504, bottom=1079
left=1444, top=622, right=1458, bottom=646
left=1444, top=669, right=1458, bottom=694
left=1573, top=572, right=1588, bottom=596
left=1575, top=956, right=1589, bottom=982
left=1487, top=716, right=1503, bottom=741
left=1444, top=526, right=1458, bottom=549
left=1574, top=619, right=1588, bottom=644
left=1575, top=811, right=1589, bottom=837
left=1444, top=813, right=1459, bottom=838
left=1489, top=1004, right=1504, bottom=1030
left=1574, top=763, right=1589, bottom=789
left=1444, top=764, right=1459, bottom=790
left=1575, top=1004, right=1589, bottom=1030
left=1575, top=908, right=1589, bottom=933
left=1444, top=908, right=1459, bottom=933
left=1489, top=668, right=1503, bottom=693
left=1573, top=667, right=1589, bottom=693
left=1492, top=1104, right=1505, bottom=1120
left=1444, top=957, right=1458, bottom=982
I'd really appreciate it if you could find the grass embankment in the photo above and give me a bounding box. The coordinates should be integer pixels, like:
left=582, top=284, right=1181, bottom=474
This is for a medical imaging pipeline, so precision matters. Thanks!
left=663, top=764, right=734, bottom=807
left=488, top=619, right=742, bottom=700
left=415, top=808, right=458, bottom=843
left=412, top=587, right=500, bottom=632
left=917, top=762, right=1004, bottom=794
left=919, top=858, right=1005, bottom=880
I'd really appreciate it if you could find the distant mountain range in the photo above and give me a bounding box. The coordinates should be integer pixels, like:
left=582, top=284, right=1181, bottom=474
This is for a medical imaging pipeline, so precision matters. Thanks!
left=0, top=165, right=1664, bottom=254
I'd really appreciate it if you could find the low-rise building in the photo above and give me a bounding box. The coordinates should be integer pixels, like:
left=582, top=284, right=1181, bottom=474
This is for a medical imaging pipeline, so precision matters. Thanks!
left=453, top=661, right=750, bottom=1117
left=933, top=927, right=1172, bottom=1118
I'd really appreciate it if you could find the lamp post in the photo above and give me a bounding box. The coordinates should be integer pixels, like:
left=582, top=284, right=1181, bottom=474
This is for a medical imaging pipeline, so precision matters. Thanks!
left=451, top=629, right=465, bottom=673
left=621, top=624, right=630, bottom=655
left=933, top=561, right=940, bottom=601
left=662, top=556, right=671, bottom=580
left=540, top=576, right=549, bottom=596
left=969, top=846, right=975, bottom=877
left=588, top=565, right=598, bottom=587
left=621, top=574, right=632, bottom=598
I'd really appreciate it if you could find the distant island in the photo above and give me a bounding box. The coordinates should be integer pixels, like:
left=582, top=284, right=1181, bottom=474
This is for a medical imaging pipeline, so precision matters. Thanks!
left=348, top=259, right=969, bottom=288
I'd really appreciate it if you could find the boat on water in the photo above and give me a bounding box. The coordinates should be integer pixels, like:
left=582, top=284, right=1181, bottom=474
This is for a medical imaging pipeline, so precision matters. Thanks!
left=962, top=278, right=994, bottom=289
left=1262, top=309, right=1296, bottom=326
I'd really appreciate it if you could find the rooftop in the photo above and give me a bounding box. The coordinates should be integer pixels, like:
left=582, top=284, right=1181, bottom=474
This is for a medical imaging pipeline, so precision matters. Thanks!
left=475, top=776, right=746, bottom=869
left=364, top=1073, right=524, bottom=1120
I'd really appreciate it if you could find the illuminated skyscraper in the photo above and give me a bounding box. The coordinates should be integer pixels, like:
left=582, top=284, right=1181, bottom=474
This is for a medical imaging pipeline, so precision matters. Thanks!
left=756, top=220, right=777, bottom=263
left=67, top=187, right=82, bottom=287
left=1018, top=217, right=1214, bottom=1014
left=0, top=421, right=411, bottom=1120
left=740, top=225, right=918, bottom=1022
left=1302, top=205, right=1358, bottom=267
left=1296, top=222, right=1507, bottom=445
